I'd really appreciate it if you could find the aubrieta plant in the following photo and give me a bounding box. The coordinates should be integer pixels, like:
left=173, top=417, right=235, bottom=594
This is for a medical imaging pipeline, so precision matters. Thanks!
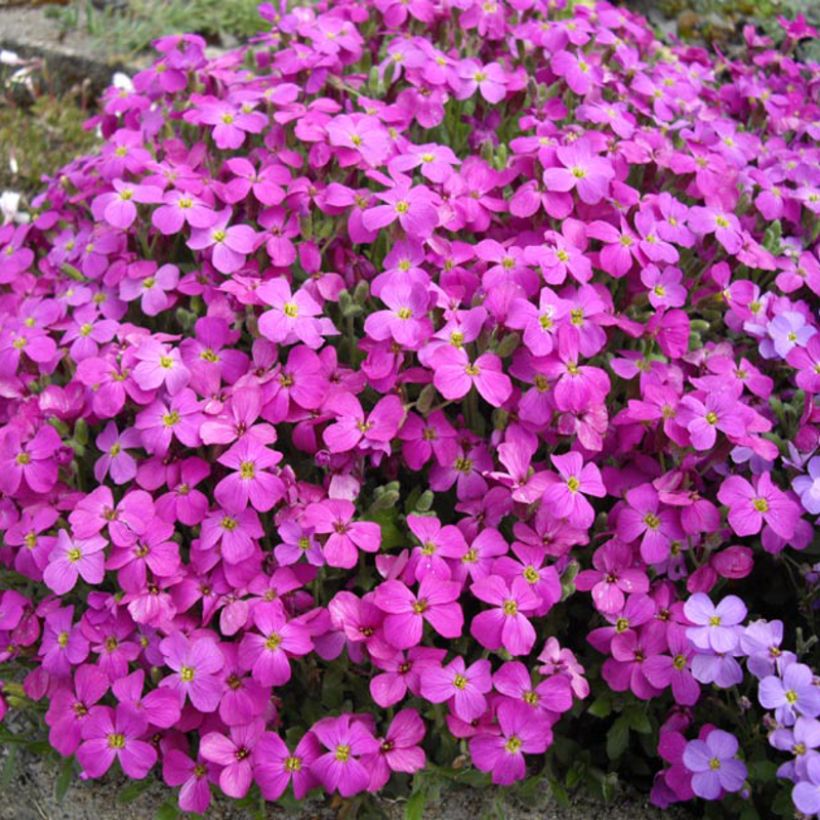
left=0, top=0, right=818, bottom=817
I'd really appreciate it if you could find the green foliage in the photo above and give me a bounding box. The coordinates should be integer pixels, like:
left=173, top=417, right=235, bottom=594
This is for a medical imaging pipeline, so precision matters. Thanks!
left=47, top=0, right=269, bottom=58
left=0, top=95, right=97, bottom=197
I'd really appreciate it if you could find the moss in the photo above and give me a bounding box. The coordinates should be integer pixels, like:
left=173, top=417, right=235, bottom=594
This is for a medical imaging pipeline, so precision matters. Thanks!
left=0, top=95, right=98, bottom=198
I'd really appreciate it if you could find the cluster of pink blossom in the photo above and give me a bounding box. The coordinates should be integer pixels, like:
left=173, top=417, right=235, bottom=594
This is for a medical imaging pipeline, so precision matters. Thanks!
left=0, top=0, right=818, bottom=813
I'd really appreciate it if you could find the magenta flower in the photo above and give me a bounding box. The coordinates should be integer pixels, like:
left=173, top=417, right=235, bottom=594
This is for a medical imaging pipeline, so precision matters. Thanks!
left=362, top=183, right=439, bottom=239
left=257, top=277, right=326, bottom=349
left=158, top=633, right=224, bottom=713
left=0, top=425, right=61, bottom=496
left=254, top=731, right=321, bottom=801
left=541, top=451, right=606, bottom=529
left=77, top=705, right=157, bottom=779
left=323, top=393, right=404, bottom=454
left=238, top=601, right=312, bottom=686
left=199, top=507, right=263, bottom=565
left=119, top=263, right=179, bottom=317
left=641, top=265, right=687, bottom=309
left=132, top=340, right=191, bottom=395
left=43, top=530, right=107, bottom=595
left=717, top=472, right=800, bottom=539
left=544, top=143, right=614, bottom=204
left=152, top=189, right=218, bottom=235
left=311, top=714, right=380, bottom=797
left=576, top=540, right=649, bottom=615
left=162, top=750, right=216, bottom=814
left=93, top=422, right=141, bottom=485
left=431, top=347, right=512, bottom=407
left=134, top=389, right=203, bottom=455
left=616, top=484, right=684, bottom=564
left=421, top=656, right=492, bottom=722
left=469, top=700, right=553, bottom=785
left=303, top=499, right=381, bottom=569
left=91, top=179, right=163, bottom=230
left=111, top=669, right=181, bottom=729
left=215, top=437, right=285, bottom=513
left=457, top=60, right=507, bottom=103
left=200, top=720, right=265, bottom=799
left=679, top=390, right=746, bottom=450
left=643, top=624, right=700, bottom=706
left=373, top=575, right=463, bottom=649
left=362, top=709, right=426, bottom=791
left=364, top=280, right=432, bottom=348
left=45, top=664, right=109, bottom=756
left=683, top=730, right=747, bottom=799
left=470, top=575, right=540, bottom=656
left=196, top=100, right=267, bottom=149
left=688, top=206, right=743, bottom=254
left=187, top=210, right=258, bottom=274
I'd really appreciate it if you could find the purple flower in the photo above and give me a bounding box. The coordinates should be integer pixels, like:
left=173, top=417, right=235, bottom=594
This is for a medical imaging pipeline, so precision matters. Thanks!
left=684, top=593, right=747, bottom=654
left=683, top=730, right=747, bottom=799
left=759, top=662, right=820, bottom=725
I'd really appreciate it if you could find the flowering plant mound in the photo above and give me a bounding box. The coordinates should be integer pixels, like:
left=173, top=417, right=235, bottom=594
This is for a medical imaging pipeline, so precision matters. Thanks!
left=0, top=0, right=819, bottom=816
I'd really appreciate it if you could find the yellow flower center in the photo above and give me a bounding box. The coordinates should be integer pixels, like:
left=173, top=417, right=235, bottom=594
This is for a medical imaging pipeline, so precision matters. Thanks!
left=283, top=302, right=299, bottom=318
left=180, top=666, right=195, bottom=682
left=453, top=674, right=468, bottom=690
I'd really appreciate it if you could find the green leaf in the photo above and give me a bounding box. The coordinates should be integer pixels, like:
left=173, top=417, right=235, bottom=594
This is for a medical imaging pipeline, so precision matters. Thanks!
left=606, top=716, right=630, bottom=760
left=624, top=705, right=651, bottom=734
left=117, top=778, right=153, bottom=804
left=0, top=745, right=17, bottom=789
left=587, top=695, right=611, bottom=719
left=405, top=789, right=426, bottom=820
left=154, top=800, right=179, bottom=820
left=55, top=755, right=74, bottom=803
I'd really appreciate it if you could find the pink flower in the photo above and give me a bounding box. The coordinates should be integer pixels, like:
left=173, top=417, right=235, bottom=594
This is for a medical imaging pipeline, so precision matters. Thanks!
left=364, top=280, right=432, bottom=348
left=215, top=437, right=285, bottom=513
left=0, top=425, right=61, bottom=496
left=717, top=472, right=800, bottom=540
left=362, top=709, right=426, bottom=791
left=688, top=206, right=743, bottom=254
left=159, top=633, right=224, bottom=713
left=254, top=731, right=321, bottom=800
left=541, top=451, right=606, bottom=529
left=362, top=183, right=439, bottom=239
left=684, top=593, right=747, bottom=653
left=457, top=60, right=507, bottom=103
left=200, top=720, right=265, bottom=798
left=323, top=393, right=405, bottom=454
left=544, top=143, right=614, bottom=204
left=92, top=179, right=163, bottom=230
left=576, top=540, right=649, bottom=615
left=187, top=210, right=258, bottom=274
left=470, top=575, right=540, bottom=656
left=132, top=340, right=191, bottom=395
left=152, top=189, right=218, bottom=235
left=303, top=499, right=381, bottom=569
left=257, top=277, right=326, bottom=349
left=421, top=656, right=492, bottom=722
left=469, top=700, right=553, bottom=785
left=431, top=347, right=512, bottom=407
left=93, top=422, right=141, bottom=485
left=77, top=705, right=157, bottom=779
left=162, top=750, right=216, bottom=814
left=119, top=263, right=180, bottom=317
left=43, top=530, right=107, bottom=595
left=373, top=575, right=463, bottom=649
left=311, top=714, right=380, bottom=797
left=238, top=601, right=312, bottom=686
left=616, top=484, right=684, bottom=565
left=679, top=391, right=745, bottom=450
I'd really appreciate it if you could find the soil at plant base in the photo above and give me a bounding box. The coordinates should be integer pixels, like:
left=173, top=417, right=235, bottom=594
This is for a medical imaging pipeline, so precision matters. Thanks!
left=0, top=740, right=688, bottom=820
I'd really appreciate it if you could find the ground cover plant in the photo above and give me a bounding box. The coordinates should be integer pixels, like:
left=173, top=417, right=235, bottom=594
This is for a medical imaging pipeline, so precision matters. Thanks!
left=0, top=0, right=818, bottom=817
